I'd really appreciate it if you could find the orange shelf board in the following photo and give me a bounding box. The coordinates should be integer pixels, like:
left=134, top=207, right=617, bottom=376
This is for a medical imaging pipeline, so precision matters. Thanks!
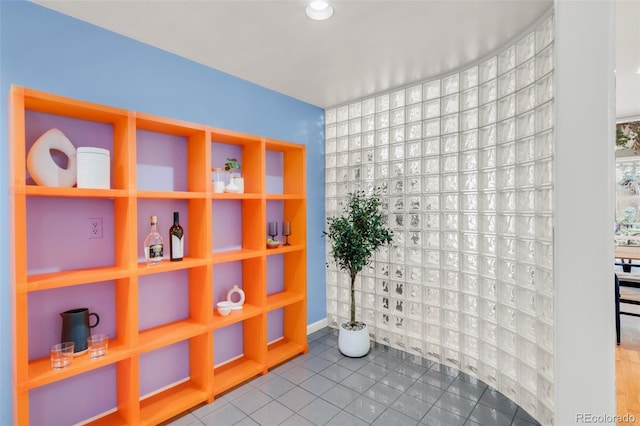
left=139, top=381, right=208, bottom=426
left=213, top=357, right=263, bottom=396
left=138, top=320, right=208, bottom=353
left=211, top=304, right=262, bottom=330
left=266, top=340, right=306, bottom=369
left=136, top=190, right=207, bottom=199
left=135, top=112, right=206, bottom=136
left=22, top=342, right=130, bottom=391
left=136, top=257, right=209, bottom=276
left=210, top=128, right=262, bottom=145
left=211, top=193, right=262, bottom=200
left=23, top=266, right=130, bottom=293
left=265, top=291, right=304, bottom=311
left=264, top=244, right=306, bottom=256
left=23, top=186, right=129, bottom=198
left=265, top=194, right=305, bottom=200
left=264, top=139, right=304, bottom=152
left=211, top=249, right=262, bottom=264
left=85, top=410, right=128, bottom=426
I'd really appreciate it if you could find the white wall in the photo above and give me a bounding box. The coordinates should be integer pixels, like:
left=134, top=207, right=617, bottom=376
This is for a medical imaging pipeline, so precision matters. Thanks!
left=554, top=0, right=616, bottom=424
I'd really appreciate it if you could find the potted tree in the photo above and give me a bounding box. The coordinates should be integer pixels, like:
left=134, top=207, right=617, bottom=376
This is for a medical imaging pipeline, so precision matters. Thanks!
left=324, top=189, right=393, bottom=357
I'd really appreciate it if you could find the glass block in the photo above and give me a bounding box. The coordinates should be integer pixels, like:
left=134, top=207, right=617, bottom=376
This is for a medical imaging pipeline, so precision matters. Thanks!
left=461, top=130, right=478, bottom=151
left=336, top=167, right=349, bottom=184
left=536, top=16, right=554, bottom=52
left=479, top=102, right=497, bottom=127
left=535, top=158, right=553, bottom=186
left=536, top=215, right=553, bottom=241
left=443, top=270, right=460, bottom=289
left=443, top=309, right=460, bottom=330
left=443, top=193, right=459, bottom=211
left=535, top=130, right=553, bottom=159
left=440, top=135, right=457, bottom=154
left=425, top=323, right=441, bottom=342
left=424, top=194, right=440, bottom=211
left=337, top=137, right=350, bottom=153
left=536, top=73, right=553, bottom=105
left=326, top=108, right=337, bottom=124
left=391, top=179, right=404, bottom=195
left=497, top=142, right=516, bottom=166
left=349, top=152, right=362, bottom=167
left=442, top=94, right=459, bottom=115
left=348, top=118, right=362, bottom=135
left=423, top=99, right=440, bottom=119
left=375, top=129, right=389, bottom=146
left=406, top=123, right=422, bottom=143
left=362, top=132, right=375, bottom=148
left=536, top=188, right=553, bottom=213
left=442, top=154, right=458, bottom=173
left=498, top=94, right=516, bottom=120
left=407, top=159, right=421, bottom=176
left=443, top=290, right=460, bottom=310
left=362, top=98, right=376, bottom=116
left=424, top=213, right=440, bottom=230
left=392, top=196, right=404, bottom=212
left=375, top=147, right=389, bottom=164
left=443, top=231, right=459, bottom=250
left=423, top=80, right=441, bottom=100
left=517, top=163, right=536, bottom=190
left=391, top=108, right=405, bottom=127
left=517, top=111, right=535, bottom=139
left=498, top=46, right=516, bottom=75
left=479, top=147, right=497, bottom=169
left=389, top=143, right=403, bottom=161
left=537, top=320, right=553, bottom=353
left=462, top=213, right=478, bottom=232
left=517, top=188, right=536, bottom=211
left=424, top=176, right=440, bottom=193
left=479, top=79, right=497, bottom=105
left=406, top=177, right=420, bottom=193
left=479, top=170, right=497, bottom=191
left=348, top=102, right=362, bottom=119
left=479, top=191, right=497, bottom=211
left=461, top=110, right=478, bottom=131
left=518, top=288, right=537, bottom=316
left=337, top=121, right=349, bottom=138
left=407, top=248, right=422, bottom=265
left=461, top=66, right=479, bottom=90
left=497, top=119, right=516, bottom=143
left=479, top=56, right=498, bottom=83
left=406, top=85, right=422, bottom=104
left=461, top=88, right=479, bottom=111
left=391, top=90, right=405, bottom=109
left=498, top=70, right=516, bottom=98
left=538, top=347, right=554, bottom=380
left=498, top=214, right=516, bottom=235
left=498, top=191, right=516, bottom=212
left=479, top=125, right=496, bottom=148
left=535, top=103, right=553, bottom=133
left=349, top=135, right=362, bottom=151
left=407, top=213, right=421, bottom=229
left=497, top=166, right=516, bottom=189
left=517, top=32, right=536, bottom=64
left=326, top=182, right=337, bottom=197
left=406, top=103, right=423, bottom=123
left=481, top=342, right=498, bottom=367
left=442, top=174, right=458, bottom=192
left=462, top=233, right=478, bottom=253
left=326, top=124, right=337, bottom=140
left=517, top=59, right=536, bottom=90
left=536, top=45, right=554, bottom=78
left=361, top=148, right=374, bottom=166
left=462, top=273, right=479, bottom=295
left=498, top=259, right=517, bottom=285
left=462, top=253, right=479, bottom=274
left=461, top=193, right=478, bottom=211
left=364, top=164, right=375, bottom=180
left=442, top=74, right=459, bottom=95
left=442, top=114, right=459, bottom=135
left=459, top=152, right=477, bottom=173
left=516, top=138, right=535, bottom=163
left=517, top=260, right=536, bottom=286
left=425, top=251, right=440, bottom=269
left=443, top=330, right=460, bottom=351
left=499, top=351, right=518, bottom=381
left=376, top=94, right=390, bottom=112
left=423, top=118, right=441, bottom=137
left=392, top=213, right=404, bottom=230
left=424, top=231, right=440, bottom=249
left=480, top=214, right=497, bottom=234
left=375, top=111, right=390, bottom=129
left=443, top=213, right=459, bottom=231
left=337, top=105, right=349, bottom=122
left=408, top=229, right=421, bottom=246
left=362, top=115, right=375, bottom=132
left=536, top=241, right=553, bottom=269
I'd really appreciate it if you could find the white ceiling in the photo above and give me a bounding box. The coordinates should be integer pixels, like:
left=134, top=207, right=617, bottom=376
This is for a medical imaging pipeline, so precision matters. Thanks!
left=33, top=0, right=640, bottom=117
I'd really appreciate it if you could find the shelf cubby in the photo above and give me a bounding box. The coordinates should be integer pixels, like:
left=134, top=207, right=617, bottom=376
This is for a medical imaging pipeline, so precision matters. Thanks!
left=10, top=86, right=306, bottom=425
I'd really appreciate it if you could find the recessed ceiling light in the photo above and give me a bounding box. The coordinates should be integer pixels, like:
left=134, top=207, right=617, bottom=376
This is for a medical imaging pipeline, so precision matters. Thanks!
left=306, top=0, right=334, bottom=21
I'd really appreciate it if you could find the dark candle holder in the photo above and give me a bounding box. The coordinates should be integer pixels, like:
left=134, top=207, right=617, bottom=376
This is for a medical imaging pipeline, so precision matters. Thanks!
left=268, top=222, right=278, bottom=240
left=283, top=221, right=291, bottom=246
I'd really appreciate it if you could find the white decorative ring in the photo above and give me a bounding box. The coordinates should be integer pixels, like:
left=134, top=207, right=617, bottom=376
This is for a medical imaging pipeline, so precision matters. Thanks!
left=226, top=285, right=245, bottom=310
left=27, top=128, right=77, bottom=187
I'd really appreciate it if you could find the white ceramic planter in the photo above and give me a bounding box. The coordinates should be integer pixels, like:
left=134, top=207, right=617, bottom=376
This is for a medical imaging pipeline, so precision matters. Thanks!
left=338, top=323, right=370, bottom=357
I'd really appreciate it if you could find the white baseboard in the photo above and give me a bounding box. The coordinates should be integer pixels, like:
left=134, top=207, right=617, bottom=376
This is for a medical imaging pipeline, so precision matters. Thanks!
left=307, top=318, right=328, bottom=335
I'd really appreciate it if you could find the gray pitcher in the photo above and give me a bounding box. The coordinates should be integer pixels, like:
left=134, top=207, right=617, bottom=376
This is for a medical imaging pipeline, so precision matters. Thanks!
left=60, top=308, right=100, bottom=353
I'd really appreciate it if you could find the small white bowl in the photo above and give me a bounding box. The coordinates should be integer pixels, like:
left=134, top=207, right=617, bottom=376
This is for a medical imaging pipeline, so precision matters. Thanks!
left=217, top=301, right=233, bottom=316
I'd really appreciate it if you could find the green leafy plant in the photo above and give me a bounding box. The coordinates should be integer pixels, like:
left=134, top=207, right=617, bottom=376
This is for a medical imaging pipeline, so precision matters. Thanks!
left=224, top=157, right=241, bottom=171
left=324, top=190, right=393, bottom=328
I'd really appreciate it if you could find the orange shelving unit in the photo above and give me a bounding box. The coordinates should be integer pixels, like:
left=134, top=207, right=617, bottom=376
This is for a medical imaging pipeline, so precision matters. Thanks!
left=9, top=86, right=307, bottom=425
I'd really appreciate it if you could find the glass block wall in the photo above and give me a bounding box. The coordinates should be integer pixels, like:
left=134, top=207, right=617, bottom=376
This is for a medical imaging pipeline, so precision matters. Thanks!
left=324, top=14, right=555, bottom=424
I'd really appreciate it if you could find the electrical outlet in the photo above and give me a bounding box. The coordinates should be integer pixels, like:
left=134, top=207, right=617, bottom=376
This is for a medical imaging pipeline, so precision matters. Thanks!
left=87, top=218, right=103, bottom=239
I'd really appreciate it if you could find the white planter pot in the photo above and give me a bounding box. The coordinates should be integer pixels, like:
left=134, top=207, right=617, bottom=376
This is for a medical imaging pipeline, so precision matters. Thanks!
left=338, top=323, right=370, bottom=357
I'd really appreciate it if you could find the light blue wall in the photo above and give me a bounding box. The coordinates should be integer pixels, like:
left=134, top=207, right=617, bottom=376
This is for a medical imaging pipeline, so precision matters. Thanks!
left=0, top=2, right=326, bottom=422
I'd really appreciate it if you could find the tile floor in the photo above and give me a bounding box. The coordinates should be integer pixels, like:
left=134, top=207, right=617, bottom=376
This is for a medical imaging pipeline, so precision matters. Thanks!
left=166, top=327, right=540, bottom=426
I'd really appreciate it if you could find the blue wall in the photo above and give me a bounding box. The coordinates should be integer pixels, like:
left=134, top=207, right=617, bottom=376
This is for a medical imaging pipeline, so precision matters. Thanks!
left=0, top=2, right=326, bottom=422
